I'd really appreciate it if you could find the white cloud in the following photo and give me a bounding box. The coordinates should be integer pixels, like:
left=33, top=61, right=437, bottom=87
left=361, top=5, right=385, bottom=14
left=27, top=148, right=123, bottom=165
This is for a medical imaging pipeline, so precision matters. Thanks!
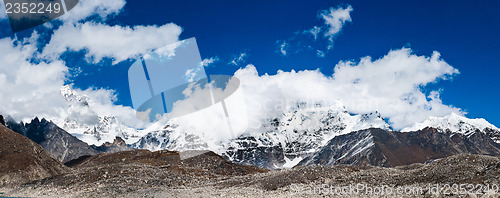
left=0, top=0, right=183, bottom=132
left=279, top=41, right=288, bottom=56
left=316, top=50, right=325, bottom=57
left=305, top=26, right=321, bottom=40
left=0, top=32, right=147, bottom=129
left=277, top=5, right=353, bottom=56
left=0, top=1, right=466, bottom=137
left=0, top=33, right=68, bottom=122
left=59, top=0, right=126, bottom=23
left=161, top=76, right=248, bottom=144
left=43, top=22, right=182, bottom=64
left=230, top=53, right=247, bottom=65
left=200, top=57, right=219, bottom=67
left=0, top=0, right=186, bottom=131
left=234, top=48, right=461, bottom=130
left=320, top=5, right=353, bottom=49
left=73, top=87, right=148, bottom=128
left=140, top=48, right=462, bottom=145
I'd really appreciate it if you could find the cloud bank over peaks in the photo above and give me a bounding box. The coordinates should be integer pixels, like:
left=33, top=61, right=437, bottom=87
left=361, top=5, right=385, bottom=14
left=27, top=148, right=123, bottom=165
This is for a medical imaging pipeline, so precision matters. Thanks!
left=0, top=33, right=68, bottom=121
left=60, top=85, right=148, bottom=129
left=0, top=22, right=178, bottom=129
left=0, top=0, right=180, bottom=130
left=235, top=48, right=462, bottom=130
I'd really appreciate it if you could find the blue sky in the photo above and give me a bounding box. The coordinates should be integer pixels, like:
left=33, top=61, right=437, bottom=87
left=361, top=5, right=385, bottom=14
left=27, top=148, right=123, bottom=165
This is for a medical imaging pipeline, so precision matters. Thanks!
left=1, top=0, right=499, bottom=127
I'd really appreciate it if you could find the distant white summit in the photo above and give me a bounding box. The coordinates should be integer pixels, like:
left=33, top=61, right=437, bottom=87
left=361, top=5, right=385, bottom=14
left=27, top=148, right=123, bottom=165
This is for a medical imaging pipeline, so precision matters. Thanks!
left=402, top=113, right=499, bottom=135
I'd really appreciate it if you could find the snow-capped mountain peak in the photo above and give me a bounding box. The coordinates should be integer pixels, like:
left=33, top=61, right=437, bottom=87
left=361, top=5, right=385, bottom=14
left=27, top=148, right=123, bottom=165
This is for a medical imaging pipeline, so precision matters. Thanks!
left=54, top=86, right=143, bottom=146
left=402, top=113, right=500, bottom=143
left=402, top=113, right=499, bottom=134
left=132, top=100, right=392, bottom=169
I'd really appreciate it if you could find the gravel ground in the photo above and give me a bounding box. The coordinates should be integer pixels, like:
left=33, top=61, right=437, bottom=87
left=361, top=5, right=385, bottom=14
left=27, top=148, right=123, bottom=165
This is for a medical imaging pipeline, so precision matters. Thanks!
left=1, top=154, right=500, bottom=198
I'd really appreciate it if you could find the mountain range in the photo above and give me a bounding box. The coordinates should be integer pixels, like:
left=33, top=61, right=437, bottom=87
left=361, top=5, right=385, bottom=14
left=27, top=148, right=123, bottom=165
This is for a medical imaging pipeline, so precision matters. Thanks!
left=3, top=85, right=500, bottom=170
left=130, top=98, right=500, bottom=169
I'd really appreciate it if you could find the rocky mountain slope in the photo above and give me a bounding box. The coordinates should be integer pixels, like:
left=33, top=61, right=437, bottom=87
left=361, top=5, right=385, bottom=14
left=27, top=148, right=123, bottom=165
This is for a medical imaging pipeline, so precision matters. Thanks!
left=299, top=127, right=500, bottom=167
left=4, top=149, right=267, bottom=197
left=0, top=124, right=69, bottom=186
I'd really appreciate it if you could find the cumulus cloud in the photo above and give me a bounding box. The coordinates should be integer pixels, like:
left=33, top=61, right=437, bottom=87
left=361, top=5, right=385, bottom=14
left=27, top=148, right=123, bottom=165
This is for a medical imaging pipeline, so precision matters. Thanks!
left=0, top=0, right=464, bottom=136
left=234, top=48, right=461, bottom=130
left=0, top=33, right=68, bottom=121
left=0, top=0, right=185, bottom=131
left=162, top=76, right=248, bottom=143
left=144, top=48, right=461, bottom=145
left=43, top=22, right=182, bottom=64
left=71, top=87, right=148, bottom=128
left=278, top=5, right=353, bottom=56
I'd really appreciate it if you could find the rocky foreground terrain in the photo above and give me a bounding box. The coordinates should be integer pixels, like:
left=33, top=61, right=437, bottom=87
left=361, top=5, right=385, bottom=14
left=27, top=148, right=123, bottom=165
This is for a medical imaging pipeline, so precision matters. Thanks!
left=2, top=117, right=500, bottom=197
left=1, top=152, right=500, bottom=197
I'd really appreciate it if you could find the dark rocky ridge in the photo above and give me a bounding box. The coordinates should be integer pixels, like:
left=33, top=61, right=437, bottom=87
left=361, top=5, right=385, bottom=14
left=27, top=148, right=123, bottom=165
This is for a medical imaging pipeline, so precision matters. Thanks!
left=299, top=127, right=500, bottom=167
left=5, top=117, right=99, bottom=163
left=5, top=117, right=134, bottom=163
